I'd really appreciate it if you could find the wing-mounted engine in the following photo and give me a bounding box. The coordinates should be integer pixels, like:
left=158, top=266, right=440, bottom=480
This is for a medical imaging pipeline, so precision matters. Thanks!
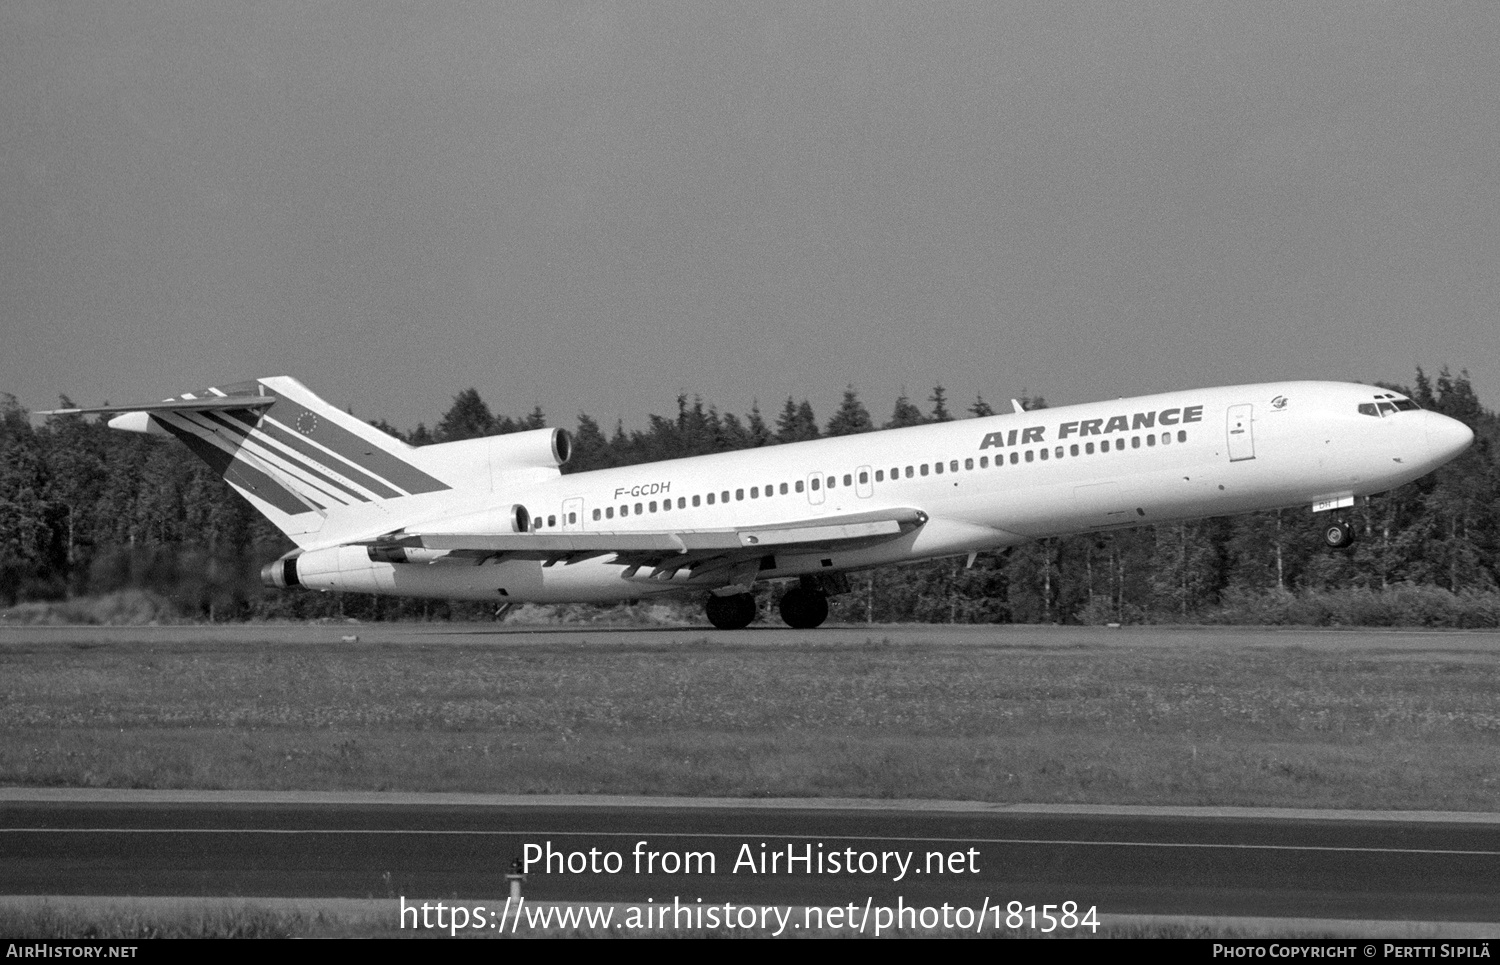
left=406, top=427, right=572, bottom=492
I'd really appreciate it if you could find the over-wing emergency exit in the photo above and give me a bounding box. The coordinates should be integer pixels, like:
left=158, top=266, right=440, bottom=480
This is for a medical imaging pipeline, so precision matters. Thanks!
left=44, top=377, right=1473, bottom=628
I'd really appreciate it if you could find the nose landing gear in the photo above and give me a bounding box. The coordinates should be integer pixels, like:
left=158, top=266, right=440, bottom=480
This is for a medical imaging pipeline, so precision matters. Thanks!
left=1321, top=519, right=1354, bottom=549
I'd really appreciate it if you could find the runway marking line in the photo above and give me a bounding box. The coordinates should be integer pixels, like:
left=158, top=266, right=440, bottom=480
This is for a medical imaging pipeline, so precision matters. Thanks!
left=4, top=828, right=1499, bottom=858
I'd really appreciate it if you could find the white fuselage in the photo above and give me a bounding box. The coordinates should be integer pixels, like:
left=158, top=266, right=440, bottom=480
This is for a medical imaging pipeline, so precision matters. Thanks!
left=291, top=381, right=1473, bottom=603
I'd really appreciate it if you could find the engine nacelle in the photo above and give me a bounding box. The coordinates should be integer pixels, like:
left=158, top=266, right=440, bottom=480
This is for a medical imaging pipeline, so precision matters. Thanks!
left=407, top=427, right=571, bottom=492
left=435, top=503, right=532, bottom=536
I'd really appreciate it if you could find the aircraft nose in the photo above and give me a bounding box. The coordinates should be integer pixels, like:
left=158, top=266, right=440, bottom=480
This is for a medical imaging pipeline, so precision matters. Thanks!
left=1427, top=413, right=1474, bottom=464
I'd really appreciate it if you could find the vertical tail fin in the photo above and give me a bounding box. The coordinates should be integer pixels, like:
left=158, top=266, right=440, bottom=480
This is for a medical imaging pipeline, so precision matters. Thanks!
left=101, top=377, right=453, bottom=547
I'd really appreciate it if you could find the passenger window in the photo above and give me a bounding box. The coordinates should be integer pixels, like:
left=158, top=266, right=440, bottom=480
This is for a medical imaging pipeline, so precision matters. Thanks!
left=1010, top=452, right=1018, bottom=464
left=950, top=460, right=959, bottom=472
left=661, top=501, right=670, bottom=512
left=1131, top=437, right=1140, bottom=449
left=891, top=466, right=899, bottom=478
left=649, top=501, right=657, bottom=512
left=1086, top=442, right=1095, bottom=454
left=619, top=505, right=628, bottom=517
left=1161, top=433, right=1170, bottom=446
left=678, top=497, right=686, bottom=508
left=1070, top=444, right=1079, bottom=456
left=548, top=515, right=556, bottom=527
left=750, top=487, right=758, bottom=499
left=1025, top=450, right=1034, bottom=463
left=592, top=509, right=601, bottom=521
left=843, top=474, right=852, bottom=487
left=779, top=483, right=788, bottom=495
left=606, top=507, right=614, bottom=519
left=1178, top=430, right=1187, bottom=443
left=1039, top=448, right=1048, bottom=461
left=979, top=456, right=988, bottom=468
left=920, top=464, right=929, bottom=476
left=635, top=503, right=643, bottom=514
left=1147, top=435, right=1156, bottom=447
left=1054, top=447, right=1063, bottom=459
left=905, top=466, right=914, bottom=478
left=826, top=477, right=835, bottom=488
left=964, top=458, right=973, bottom=470
left=735, top=489, right=743, bottom=501
left=934, top=462, right=944, bottom=474
left=875, top=470, right=884, bottom=482
left=707, top=493, right=715, bottom=505
left=692, top=495, right=700, bottom=507
left=795, top=480, right=805, bottom=493
left=721, top=491, right=729, bottom=503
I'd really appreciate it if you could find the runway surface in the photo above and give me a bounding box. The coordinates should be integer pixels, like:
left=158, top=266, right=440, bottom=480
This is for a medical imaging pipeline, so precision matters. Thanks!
left=4, top=792, right=1499, bottom=925
left=4, top=621, right=1499, bottom=651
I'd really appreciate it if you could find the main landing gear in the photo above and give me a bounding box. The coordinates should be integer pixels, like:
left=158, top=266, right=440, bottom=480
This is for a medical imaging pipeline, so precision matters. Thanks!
left=705, top=592, right=757, bottom=630
left=778, top=584, right=829, bottom=629
left=702, top=579, right=834, bottom=630
left=1321, top=519, right=1354, bottom=549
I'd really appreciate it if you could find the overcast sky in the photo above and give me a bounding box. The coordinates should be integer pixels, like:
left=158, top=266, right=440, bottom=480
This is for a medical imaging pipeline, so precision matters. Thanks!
left=5, top=2, right=1497, bottom=433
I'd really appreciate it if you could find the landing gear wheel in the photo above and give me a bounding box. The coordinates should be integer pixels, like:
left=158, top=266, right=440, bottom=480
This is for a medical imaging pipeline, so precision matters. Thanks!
left=706, top=592, right=757, bottom=630
left=1322, top=519, right=1354, bottom=549
left=778, top=587, right=829, bottom=629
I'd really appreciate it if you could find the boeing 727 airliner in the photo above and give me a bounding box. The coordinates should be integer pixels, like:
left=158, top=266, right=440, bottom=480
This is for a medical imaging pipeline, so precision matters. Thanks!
left=45, top=378, right=1473, bottom=628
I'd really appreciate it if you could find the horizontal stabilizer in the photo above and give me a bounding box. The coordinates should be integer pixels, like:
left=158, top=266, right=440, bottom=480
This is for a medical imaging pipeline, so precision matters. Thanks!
left=39, top=396, right=276, bottom=416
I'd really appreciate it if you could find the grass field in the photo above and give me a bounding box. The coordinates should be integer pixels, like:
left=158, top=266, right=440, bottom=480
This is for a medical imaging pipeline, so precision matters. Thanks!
left=3, top=626, right=1498, bottom=811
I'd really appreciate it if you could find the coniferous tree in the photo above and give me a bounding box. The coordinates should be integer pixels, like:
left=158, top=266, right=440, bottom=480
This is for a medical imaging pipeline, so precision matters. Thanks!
left=434, top=388, right=496, bottom=441
left=775, top=398, right=820, bottom=443
left=928, top=385, right=953, bottom=422
left=568, top=413, right=611, bottom=472
left=825, top=385, right=874, bottom=436
left=884, top=391, right=926, bottom=429
left=746, top=402, right=772, bottom=448
left=0, top=395, right=53, bottom=602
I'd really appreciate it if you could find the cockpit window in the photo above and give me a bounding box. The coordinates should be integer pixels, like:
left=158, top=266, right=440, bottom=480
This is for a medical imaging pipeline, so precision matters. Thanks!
left=1360, top=396, right=1421, bottom=416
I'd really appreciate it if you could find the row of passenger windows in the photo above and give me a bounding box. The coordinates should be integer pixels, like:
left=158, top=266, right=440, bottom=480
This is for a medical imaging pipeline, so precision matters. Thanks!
left=563, top=429, right=1192, bottom=526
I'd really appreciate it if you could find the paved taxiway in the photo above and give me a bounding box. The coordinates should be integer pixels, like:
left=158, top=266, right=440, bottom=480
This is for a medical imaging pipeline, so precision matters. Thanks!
left=3, top=791, right=1499, bottom=925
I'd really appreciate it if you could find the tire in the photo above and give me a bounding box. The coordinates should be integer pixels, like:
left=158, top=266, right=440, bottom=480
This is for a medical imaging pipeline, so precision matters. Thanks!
left=1322, top=520, right=1354, bottom=549
left=778, top=588, right=829, bottom=629
left=706, top=592, right=757, bottom=629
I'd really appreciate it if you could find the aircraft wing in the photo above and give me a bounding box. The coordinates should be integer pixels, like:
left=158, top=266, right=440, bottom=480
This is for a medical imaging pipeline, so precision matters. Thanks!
left=364, top=507, right=929, bottom=581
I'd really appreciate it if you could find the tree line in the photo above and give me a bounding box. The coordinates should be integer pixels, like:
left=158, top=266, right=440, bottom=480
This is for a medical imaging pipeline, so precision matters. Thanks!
left=1, top=369, right=1495, bottom=625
